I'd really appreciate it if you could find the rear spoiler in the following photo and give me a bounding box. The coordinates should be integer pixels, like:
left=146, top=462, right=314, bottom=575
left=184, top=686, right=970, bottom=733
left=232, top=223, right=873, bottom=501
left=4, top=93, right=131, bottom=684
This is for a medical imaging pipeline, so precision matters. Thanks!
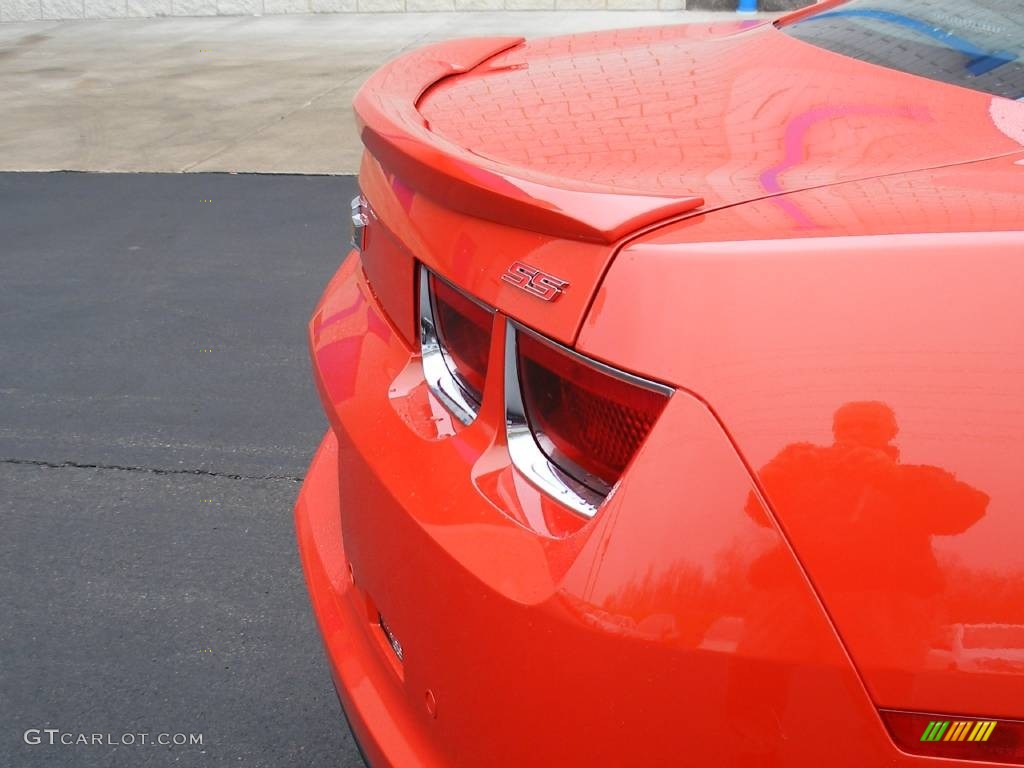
left=353, top=38, right=705, bottom=244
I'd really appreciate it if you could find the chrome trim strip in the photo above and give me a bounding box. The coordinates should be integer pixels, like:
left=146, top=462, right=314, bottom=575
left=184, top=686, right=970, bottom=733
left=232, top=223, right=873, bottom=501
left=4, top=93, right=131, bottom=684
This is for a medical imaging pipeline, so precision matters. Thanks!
left=514, top=323, right=674, bottom=398
left=350, top=195, right=368, bottom=252
left=504, top=322, right=672, bottom=519
left=418, top=265, right=485, bottom=426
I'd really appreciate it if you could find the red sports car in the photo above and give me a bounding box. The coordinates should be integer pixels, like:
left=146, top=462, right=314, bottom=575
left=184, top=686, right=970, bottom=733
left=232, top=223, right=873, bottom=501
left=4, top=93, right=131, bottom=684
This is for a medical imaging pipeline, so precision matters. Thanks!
left=295, top=1, right=1024, bottom=764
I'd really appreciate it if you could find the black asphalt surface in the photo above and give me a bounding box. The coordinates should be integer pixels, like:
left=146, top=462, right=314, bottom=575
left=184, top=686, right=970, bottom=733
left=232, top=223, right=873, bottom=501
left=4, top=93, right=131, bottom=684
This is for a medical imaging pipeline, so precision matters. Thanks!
left=0, top=172, right=365, bottom=767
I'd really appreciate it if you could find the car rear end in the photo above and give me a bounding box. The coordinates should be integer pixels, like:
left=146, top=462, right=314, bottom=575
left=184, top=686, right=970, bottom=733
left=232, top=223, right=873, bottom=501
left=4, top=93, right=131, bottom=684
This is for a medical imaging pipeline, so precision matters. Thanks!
left=295, top=25, right=1024, bottom=768
left=294, top=169, right=893, bottom=768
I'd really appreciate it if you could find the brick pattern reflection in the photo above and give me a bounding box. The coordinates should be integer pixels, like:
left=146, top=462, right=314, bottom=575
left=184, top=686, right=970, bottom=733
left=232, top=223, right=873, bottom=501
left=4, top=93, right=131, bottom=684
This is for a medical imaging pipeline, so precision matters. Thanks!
left=420, top=25, right=1024, bottom=204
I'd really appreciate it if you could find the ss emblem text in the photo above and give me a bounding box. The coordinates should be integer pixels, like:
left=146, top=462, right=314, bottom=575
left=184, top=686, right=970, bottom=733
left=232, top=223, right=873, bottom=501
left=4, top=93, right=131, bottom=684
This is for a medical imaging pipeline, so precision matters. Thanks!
left=500, top=261, right=569, bottom=302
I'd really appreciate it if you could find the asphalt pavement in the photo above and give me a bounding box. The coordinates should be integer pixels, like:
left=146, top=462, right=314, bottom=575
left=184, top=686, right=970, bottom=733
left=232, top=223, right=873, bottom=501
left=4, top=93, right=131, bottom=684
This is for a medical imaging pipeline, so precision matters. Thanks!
left=0, top=171, right=366, bottom=767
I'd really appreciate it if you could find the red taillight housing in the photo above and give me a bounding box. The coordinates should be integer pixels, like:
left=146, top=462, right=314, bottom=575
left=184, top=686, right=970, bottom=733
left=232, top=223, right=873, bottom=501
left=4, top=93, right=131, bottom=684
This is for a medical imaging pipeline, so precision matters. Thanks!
left=881, top=709, right=1024, bottom=764
left=417, top=265, right=670, bottom=516
left=429, top=274, right=491, bottom=402
left=508, top=327, right=671, bottom=515
left=419, top=266, right=494, bottom=425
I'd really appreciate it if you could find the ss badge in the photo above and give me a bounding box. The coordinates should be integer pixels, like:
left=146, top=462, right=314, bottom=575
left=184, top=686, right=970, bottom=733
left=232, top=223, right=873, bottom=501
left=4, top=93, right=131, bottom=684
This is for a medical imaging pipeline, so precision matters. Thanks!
left=500, top=261, right=569, bottom=302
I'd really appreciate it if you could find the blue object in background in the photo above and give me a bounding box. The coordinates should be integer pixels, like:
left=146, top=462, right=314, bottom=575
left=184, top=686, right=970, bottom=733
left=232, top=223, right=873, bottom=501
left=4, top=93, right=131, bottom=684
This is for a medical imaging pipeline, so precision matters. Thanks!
left=737, top=0, right=757, bottom=11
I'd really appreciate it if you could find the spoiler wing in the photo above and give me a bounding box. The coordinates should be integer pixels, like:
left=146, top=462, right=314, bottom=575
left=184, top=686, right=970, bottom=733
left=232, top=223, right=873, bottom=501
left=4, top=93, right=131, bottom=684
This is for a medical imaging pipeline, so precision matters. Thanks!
left=353, top=37, right=705, bottom=244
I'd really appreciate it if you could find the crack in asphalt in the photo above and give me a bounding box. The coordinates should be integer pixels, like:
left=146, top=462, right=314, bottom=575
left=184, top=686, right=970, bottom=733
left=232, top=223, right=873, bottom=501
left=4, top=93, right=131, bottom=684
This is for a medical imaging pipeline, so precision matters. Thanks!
left=0, top=457, right=303, bottom=483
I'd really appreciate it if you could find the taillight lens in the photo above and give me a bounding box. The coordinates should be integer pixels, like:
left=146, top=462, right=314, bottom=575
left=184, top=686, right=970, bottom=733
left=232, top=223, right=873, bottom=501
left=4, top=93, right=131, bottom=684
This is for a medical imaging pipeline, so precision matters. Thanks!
left=881, top=709, right=1024, bottom=764
left=418, top=266, right=494, bottom=426
left=430, top=274, right=491, bottom=403
left=511, top=328, right=670, bottom=510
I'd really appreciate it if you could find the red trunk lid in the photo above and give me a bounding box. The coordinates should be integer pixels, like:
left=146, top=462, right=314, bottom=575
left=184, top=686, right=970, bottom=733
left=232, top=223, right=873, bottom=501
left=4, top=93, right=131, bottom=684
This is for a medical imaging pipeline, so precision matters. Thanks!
left=418, top=23, right=1024, bottom=213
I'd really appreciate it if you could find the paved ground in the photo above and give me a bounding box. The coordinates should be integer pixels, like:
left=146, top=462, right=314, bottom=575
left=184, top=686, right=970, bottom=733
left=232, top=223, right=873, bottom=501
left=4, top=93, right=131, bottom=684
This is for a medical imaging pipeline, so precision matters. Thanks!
left=0, top=171, right=365, bottom=767
left=0, top=10, right=769, bottom=174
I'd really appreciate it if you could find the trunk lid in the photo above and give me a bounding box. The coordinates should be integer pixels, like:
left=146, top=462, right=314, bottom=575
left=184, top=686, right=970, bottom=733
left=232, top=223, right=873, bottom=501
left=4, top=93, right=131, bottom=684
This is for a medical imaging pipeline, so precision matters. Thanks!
left=418, top=22, right=1024, bottom=214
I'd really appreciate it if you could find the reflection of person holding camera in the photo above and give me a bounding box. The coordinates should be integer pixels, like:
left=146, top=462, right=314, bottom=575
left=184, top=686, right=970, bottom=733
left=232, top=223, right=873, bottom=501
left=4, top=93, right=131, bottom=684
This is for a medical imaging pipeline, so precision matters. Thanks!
left=726, top=402, right=989, bottom=765
left=747, top=401, right=988, bottom=667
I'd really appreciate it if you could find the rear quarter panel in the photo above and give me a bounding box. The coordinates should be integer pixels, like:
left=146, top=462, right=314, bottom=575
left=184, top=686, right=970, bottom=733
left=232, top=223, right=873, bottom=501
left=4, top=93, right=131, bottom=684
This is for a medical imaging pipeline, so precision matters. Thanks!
left=578, top=213, right=1024, bottom=719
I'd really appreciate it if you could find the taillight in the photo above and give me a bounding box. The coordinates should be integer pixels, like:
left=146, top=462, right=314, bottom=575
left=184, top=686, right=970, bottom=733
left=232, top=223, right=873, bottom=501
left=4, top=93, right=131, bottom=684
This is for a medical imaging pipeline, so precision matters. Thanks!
left=418, top=265, right=493, bottom=425
left=505, top=324, right=671, bottom=517
left=430, top=274, right=491, bottom=399
left=416, top=267, right=670, bottom=516
left=881, top=709, right=1024, bottom=764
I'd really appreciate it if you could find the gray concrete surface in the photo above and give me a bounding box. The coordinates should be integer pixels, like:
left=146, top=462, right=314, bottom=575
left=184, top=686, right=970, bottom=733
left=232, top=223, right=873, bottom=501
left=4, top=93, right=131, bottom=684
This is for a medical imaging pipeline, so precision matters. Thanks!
left=3, top=0, right=705, bottom=23
left=0, top=11, right=768, bottom=174
left=0, top=171, right=364, bottom=767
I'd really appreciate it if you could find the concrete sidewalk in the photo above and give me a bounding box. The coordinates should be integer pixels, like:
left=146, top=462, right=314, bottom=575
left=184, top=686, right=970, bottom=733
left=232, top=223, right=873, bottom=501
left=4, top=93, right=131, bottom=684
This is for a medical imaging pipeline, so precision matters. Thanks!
left=0, top=11, right=766, bottom=174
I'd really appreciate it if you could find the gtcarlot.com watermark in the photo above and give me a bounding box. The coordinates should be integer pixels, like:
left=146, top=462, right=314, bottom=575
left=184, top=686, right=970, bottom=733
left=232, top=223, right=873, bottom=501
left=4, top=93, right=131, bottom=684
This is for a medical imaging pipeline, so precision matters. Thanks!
left=24, top=729, right=203, bottom=747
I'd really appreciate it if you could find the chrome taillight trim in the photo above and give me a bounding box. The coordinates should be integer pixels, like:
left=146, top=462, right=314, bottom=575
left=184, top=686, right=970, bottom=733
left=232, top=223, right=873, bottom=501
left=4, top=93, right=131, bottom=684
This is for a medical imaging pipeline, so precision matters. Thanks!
left=504, top=322, right=673, bottom=519
left=350, top=195, right=368, bottom=252
left=418, top=265, right=493, bottom=426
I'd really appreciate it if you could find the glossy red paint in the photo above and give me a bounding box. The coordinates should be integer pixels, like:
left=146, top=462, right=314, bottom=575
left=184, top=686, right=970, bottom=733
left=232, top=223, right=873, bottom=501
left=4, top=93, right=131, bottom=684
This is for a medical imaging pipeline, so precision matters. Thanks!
left=297, top=4, right=1024, bottom=765
left=300, top=258, right=897, bottom=766
left=580, top=227, right=1024, bottom=722
left=419, top=22, right=1024, bottom=212
left=357, top=151, right=613, bottom=347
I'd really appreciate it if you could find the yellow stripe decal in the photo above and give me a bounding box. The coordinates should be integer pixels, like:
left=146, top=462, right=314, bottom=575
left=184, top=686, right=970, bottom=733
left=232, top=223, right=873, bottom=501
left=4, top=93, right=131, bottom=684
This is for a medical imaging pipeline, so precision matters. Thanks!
left=969, top=722, right=985, bottom=741
left=981, top=721, right=997, bottom=742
